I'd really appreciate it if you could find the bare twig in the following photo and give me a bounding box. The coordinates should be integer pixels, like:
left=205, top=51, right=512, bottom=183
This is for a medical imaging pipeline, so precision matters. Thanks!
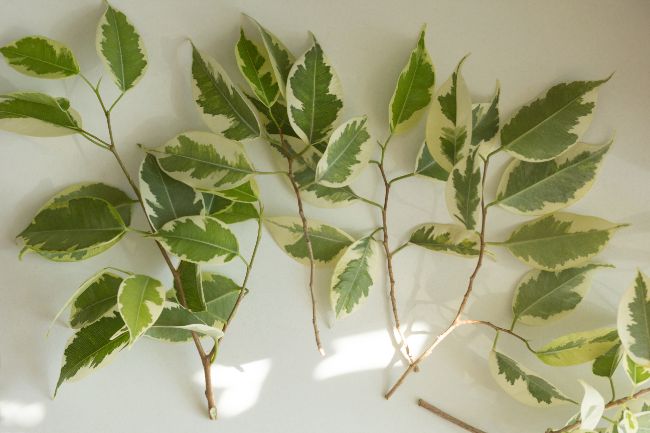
left=418, top=399, right=488, bottom=433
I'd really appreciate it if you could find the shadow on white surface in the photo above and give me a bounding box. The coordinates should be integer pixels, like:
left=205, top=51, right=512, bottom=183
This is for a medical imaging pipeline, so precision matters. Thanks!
left=0, top=400, right=46, bottom=429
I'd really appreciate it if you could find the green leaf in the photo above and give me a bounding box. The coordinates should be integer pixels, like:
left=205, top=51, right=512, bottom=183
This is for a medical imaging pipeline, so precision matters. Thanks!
left=496, top=141, right=612, bottom=215
left=330, top=235, right=381, bottom=317
left=202, top=272, right=241, bottom=323
left=408, top=223, right=480, bottom=257
left=176, top=261, right=205, bottom=312
left=117, top=274, right=166, bottom=343
left=212, top=202, right=259, bottom=224
left=55, top=310, right=129, bottom=395
left=618, top=271, right=650, bottom=366
left=248, top=16, right=295, bottom=99
left=210, top=179, right=260, bottom=203
left=44, top=182, right=135, bottom=226
left=0, top=36, right=79, bottom=78
left=445, top=151, right=482, bottom=230
left=315, top=116, right=372, bottom=187
left=414, top=140, right=449, bottom=181
left=592, top=343, right=623, bottom=378
left=536, top=327, right=619, bottom=366
left=286, top=35, right=343, bottom=147
left=18, top=197, right=126, bottom=261
left=0, top=92, right=81, bottom=137
left=146, top=301, right=223, bottom=342
left=246, top=94, right=295, bottom=136
left=96, top=3, right=147, bottom=91
left=156, top=215, right=239, bottom=265
left=489, top=350, right=574, bottom=407
left=139, top=154, right=203, bottom=230
left=625, top=355, right=650, bottom=386
left=265, top=216, right=354, bottom=266
left=151, top=131, right=254, bottom=193
left=500, top=78, right=609, bottom=161
left=235, top=28, right=279, bottom=107
left=471, top=84, right=500, bottom=148
left=512, top=263, right=612, bottom=326
left=497, top=212, right=625, bottom=271
left=388, top=27, right=435, bottom=134
left=202, top=193, right=232, bottom=216
left=191, top=45, right=260, bottom=140
left=425, top=57, right=472, bottom=172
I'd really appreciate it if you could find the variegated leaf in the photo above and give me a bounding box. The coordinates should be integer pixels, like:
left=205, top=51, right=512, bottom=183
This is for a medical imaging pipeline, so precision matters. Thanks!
left=496, top=141, right=612, bottom=215
left=156, top=215, right=239, bottom=265
left=579, top=381, right=605, bottom=431
left=248, top=16, right=295, bottom=99
left=425, top=57, right=472, bottom=172
left=147, top=301, right=223, bottom=342
left=235, top=28, right=279, bottom=107
left=117, top=274, right=166, bottom=343
left=202, top=193, right=232, bottom=216
left=0, top=92, right=81, bottom=137
left=55, top=310, right=129, bottom=395
left=388, top=27, right=435, bottom=134
left=489, top=350, right=574, bottom=407
left=18, top=197, right=126, bottom=261
left=618, top=271, right=650, bottom=366
left=69, top=271, right=122, bottom=329
left=408, top=223, right=480, bottom=257
left=445, top=151, right=482, bottom=230
left=330, top=235, right=381, bottom=317
left=512, top=263, right=612, bottom=326
left=315, top=116, right=372, bottom=187
left=210, top=179, right=260, bottom=203
left=497, top=212, right=625, bottom=271
left=191, top=45, right=260, bottom=140
left=592, top=343, right=623, bottom=378
left=96, top=3, right=147, bottom=91
left=247, top=93, right=295, bottom=136
left=265, top=216, right=354, bottom=266
left=176, top=261, right=205, bottom=312
left=139, top=154, right=203, bottom=230
left=286, top=35, right=343, bottom=147
left=471, top=84, right=500, bottom=149
left=202, top=272, right=241, bottom=323
left=536, top=327, right=619, bottom=366
left=500, top=78, right=609, bottom=161
left=0, top=36, right=79, bottom=78
left=150, top=131, right=254, bottom=193
left=414, top=140, right=448, bottom=181
left=625, top=355, right=650, bottom=386
left=212, top=202, right=259, bottom=224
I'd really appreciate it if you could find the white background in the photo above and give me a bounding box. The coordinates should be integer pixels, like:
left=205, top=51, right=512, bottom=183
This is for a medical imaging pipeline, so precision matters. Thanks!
left=1, top=1, right=649, bottom=432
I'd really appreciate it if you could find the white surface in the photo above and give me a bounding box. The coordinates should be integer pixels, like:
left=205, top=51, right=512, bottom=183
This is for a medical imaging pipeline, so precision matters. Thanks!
left=1, top=1, right=649, bottom=432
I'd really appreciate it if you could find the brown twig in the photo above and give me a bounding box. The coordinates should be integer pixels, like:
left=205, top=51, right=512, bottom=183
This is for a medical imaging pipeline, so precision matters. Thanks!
left=385, top=155, right=492, bottom=399
left=418, top=399, right=488, bottom=433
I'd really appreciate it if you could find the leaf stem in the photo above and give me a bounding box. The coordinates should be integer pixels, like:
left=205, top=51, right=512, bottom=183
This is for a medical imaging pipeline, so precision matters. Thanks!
left=389, top=172, right=416, bottom=185
left=417, top=399, right=488, bottom=433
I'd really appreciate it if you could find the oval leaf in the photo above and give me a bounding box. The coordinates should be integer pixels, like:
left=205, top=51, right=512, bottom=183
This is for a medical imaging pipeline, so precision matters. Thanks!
left=286, top=35, right=343, bottom=147
left=147, top=301, right=223, bottom=342
left=96, top=3, right=147, bottom=91
left=210, top=179, right=260, bottom=204
left=536, top=327, right=619, bottom=366
left=69, top=271, right=122, bottom=329
left=388, top=27, right=435, bottom=134
left=496, top=141, right=612, bottom=215
left=579, top=381, right=605, bottom=431
left=408, top=223, right=480, bottom=257
left=265, top=216, right=354, bottom=266
left=471, top=84, right=500, bottom=149
left=330, top=235, right=381, bottom=317
left=414, top=140, right=449, bottom=181
left=117, top=274, right=166, bottom=343
left=202, top=272, right=241, bottom=323
left=212, top=201, right=259, bottom=224
left=445, top=151, right=482, bottom=230
left=500, top=78, right=609, bottom=161
left=592, top=343, right=623, bottom=378
left=156, top=215, right=239, bottom=265
left=512, top=263, right=612, bottom=326
left=425, top=57, right=472, bottom=172
left=18, top=197, right=126, bottom=261
left=497, top=212, right=625, bottom=271
left=0, top=35, right=79, bottom=78
left=489, top=350, right=574, bottom=407
left=315, top=116, right=372, bottom=187
left=176, top=260, right=205, bottom=312
left=151, top=131, right=254, bottom=193
left=0, top=92, right=81, bottom=137
left=191, top=45, right=260, bottom=140
left=618, top=271, right=650, bottom=366
left=235, top=28, right=279, bottom=107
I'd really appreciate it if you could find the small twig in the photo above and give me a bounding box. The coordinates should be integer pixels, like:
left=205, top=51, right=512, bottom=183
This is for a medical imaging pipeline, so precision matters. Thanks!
left=418, top=399, right=488, bottom=433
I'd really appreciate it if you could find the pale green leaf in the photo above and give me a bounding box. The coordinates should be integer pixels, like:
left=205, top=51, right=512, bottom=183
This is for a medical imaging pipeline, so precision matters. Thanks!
left=625, top=355, right=650, bottom=386
left=330, top=235, right=381, bottom=317
left=579, top=381, right=605, bottom=431
left=150, top=131, right=254, bottom=193
left=176, top=261, right=205, bottom=312
left=191, top=45, right=260, bottom=140
left=265, top=216, right=354, bottom=266
left=235, top=28, right=279, bottom=107
left=96, top=3, right=147, bottom=91
left=388, top=27, right=435, bottom=134
left=202, top=272, right=241, bottom=323
left=445, top=151, right=482, bottom=230
left=315, top=116, right=372, bottom=187
left=408, top=223, right=480, bottom=257
left=156, top=215, right=239, bottom=265
left=414, top=140, right=449, bottom=181
left=501, top=78, right=609, bottom=161
left=0, top=36, right=79, bottom=78
left=497, top=212, right=625, bottom=271
left=0, top=92, right=81, bottom=137
left=147, top=301, right=223, bottom=342
left=536, top=327, right=619, bottom=366
left=286, top=35, right=343, bottom=147
left=618, top=271, right=650, bottom=366
left=117, top=274, right=166, bottom=343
